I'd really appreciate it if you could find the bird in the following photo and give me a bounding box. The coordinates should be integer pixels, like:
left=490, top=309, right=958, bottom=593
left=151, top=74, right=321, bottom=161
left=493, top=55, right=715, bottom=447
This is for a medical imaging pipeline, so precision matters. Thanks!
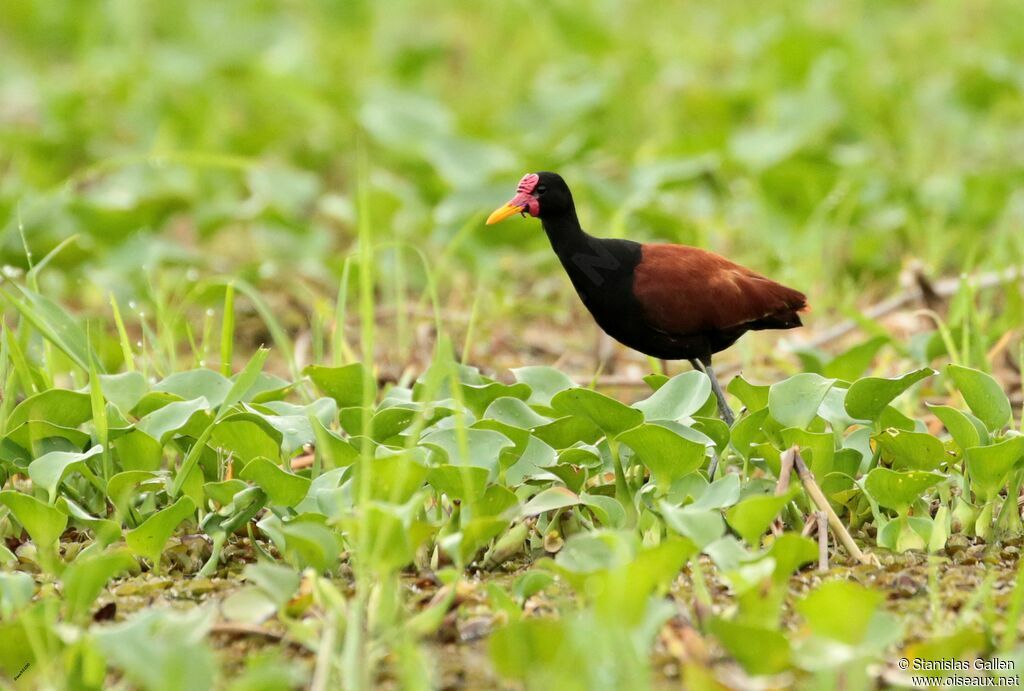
left=486, top=171, right=808, bottom=428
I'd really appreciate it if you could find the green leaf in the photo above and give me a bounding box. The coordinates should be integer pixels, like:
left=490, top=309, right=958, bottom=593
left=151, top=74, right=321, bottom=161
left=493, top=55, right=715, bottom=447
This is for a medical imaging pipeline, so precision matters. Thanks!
left=0, top=490, right=68, bottom=548
left=710, top=618, right=791, bottom=675
left=94, top=608, right=216, bottom=691
left=727, top=375, right=770, bottom=412
left=521, top=487, right=582, bottom=516
left=618, top=423, right=706, bottom=494
left=511, top=366, right=576, bottom=407
left=99, top=372, right=150, bottom=415
left=797, top=580, right=883, bottom=645
left=28, top=444, right=103, bottom=503
left=62, top=550, right=136, bottom=623
left=725, top=490, right=796, bottom=547
left=632, top=371, right=710, bottom=421
left=927, top=404, right=982, bottom=451
left=551, top=388, right=644, bottom=437
left=238, top=457, right=311, bottom=507
left=965, top=437, right=1024, bottom=500
left=946, top=364, right=1012, bottom=431
left=125, top=497, right=196, bottom=570
left=421, top=428, right=514, bottom=482
left=8, top=389, right=92, bottom=429
left=355, top=454, right=429, bottom=504
left=768, top=373, right=835, bottom=428
left=304, top=363, right=367, bottom=408
left=489, top=618, right=568, bottom=681
left=483, top=397, right=551, bottom=429
left=864, top=468, right=943, bottom=512
left=873, top=428, right=948, bottom=471
left=660, top=503, right=725, bottom=548
left=0, top=572, right=35, bottom=618
left=845, top=368, right=935, bottom=421
left=154, top=370, right=232, bottom=408
left=209, top=414, right=283, bottom=464
left=426, top=465, right=489, bottom=501
left=136, top=397, right=212, bottom=444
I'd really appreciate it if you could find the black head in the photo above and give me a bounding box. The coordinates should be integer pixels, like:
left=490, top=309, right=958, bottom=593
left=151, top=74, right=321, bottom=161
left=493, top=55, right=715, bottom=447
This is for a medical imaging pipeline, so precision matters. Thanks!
left=486, top=171, right=576, bottom=225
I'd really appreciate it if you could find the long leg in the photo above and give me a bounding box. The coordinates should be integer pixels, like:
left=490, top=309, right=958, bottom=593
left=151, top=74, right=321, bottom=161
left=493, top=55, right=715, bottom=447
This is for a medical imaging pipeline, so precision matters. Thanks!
left=689, top=358, right=734, bottom=481
left=689, top=358, right=734, bottom=427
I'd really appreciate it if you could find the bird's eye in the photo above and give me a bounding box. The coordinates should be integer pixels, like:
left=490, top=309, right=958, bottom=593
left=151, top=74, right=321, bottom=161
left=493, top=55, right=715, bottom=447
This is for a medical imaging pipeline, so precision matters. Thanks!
left=536, top=185, right=548, bottom=194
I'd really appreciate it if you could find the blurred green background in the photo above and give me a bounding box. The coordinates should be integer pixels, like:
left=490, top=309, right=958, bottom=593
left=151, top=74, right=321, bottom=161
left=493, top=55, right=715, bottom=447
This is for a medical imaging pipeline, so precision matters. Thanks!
left=2, top=0, right=1023, bottom=372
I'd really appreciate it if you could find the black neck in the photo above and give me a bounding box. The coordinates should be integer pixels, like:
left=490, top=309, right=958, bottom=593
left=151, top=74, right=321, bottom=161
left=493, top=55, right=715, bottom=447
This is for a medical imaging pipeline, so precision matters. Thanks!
left=541, top=210, right=591, bottom=261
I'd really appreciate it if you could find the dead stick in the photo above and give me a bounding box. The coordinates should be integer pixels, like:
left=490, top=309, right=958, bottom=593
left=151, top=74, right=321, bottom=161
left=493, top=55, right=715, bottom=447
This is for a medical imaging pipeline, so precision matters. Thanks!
left=784, top=447, right=877, bottom=566
left=816, top=511, right=829, bottom=572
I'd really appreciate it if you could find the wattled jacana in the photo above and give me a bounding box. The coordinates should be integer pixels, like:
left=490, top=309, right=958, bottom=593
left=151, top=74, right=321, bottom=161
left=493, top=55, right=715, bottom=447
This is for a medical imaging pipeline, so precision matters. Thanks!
left=487, top=172, right=808, bottom=426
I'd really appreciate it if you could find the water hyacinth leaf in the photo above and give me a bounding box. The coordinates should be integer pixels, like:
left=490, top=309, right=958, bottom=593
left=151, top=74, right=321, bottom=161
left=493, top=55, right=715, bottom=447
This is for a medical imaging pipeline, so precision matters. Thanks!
left=489, top=618, right=568, bottom=682
left=725, top=489, right=797, bottom=547
left=632, top=370, right=710, bottom=421
left=764, top=533, right=818, bottom=583
left=780, top=428, right=834, bottom=478
left=531, top=415, right=603, bottom=448
left=444, top=516, right=507, bottom=565
left=304, top=363, right=367, bottom=408
left=0, top=572, right=35, bottom=618
left=484, top=397, right=551, bottom=428
left=844, top=368, right=935, bottom=422
left=244, top=562, right=301, bottom=607
left=62, top=550, right=136, bottom=623
left=551, top=388, right=644, bottom=437
left=0, top=490, right=68, bottom=548
left=927, top=403, right=984, bottom=451
left=100, top=371, right=149, bottom=414
left=521, top=487, right=582, bottom=516
left=768, top=373, right=834, bottom=428
left=5, top=421, right=91, bottom=451
left=511, top=366, right=576, bottom=407
left=279, top=520, right=341, bottom=572
left=691, top=474, right=741, bottom=510
left=204, top=479, right=248, bottom=507
left=125, top=496, right=196, bottom=568
left=878, top=515, right=931, bottom=552
left=580, top=493, right=627, bottom=528
left=618, top=423, right=706, bottom=494
left=56, top=496, right=121, bottom=545
left=660, top=503, right=725, bottom=548
left=220, top=587, right=279, bottom=625
left=460, top=381, right=531, bottom=417
left=357, top=454, right=429, bottom=504
left=154, top=369, right=232, bottom=409
left=209, top=414, right=283, bottom=464
left=421, top=428, right=513, bottom=481
left=238, top=457, right=311, bottom=507
left=946, top=364, right=1012, bottom=431
left=136, top=397, right=212, bottom=444
left=727, top=375, right=770, bottom=412
left=873, top=428, right=948, bottom=471
left=964, top=437, right=1024, bottom=500
left=797, top=580, right=883, bottom=645
left=7, top=389, right=92, bottom=429
left=94, top=607, right=217, bottom=691
left=709, top=618, right=791, bottom=675
left=427, top=465, right=489, bottom=501
left=864, top=468, right=943, bottom=512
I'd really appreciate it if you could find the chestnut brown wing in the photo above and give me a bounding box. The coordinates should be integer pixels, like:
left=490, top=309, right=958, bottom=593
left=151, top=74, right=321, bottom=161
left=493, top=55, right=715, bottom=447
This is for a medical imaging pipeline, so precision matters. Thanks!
left=632, top=243, right=808, bottom=336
